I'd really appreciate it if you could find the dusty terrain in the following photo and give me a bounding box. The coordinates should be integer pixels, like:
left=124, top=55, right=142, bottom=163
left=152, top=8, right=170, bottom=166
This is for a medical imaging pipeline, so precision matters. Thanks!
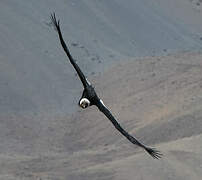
left=1, top=0, right=202, bottom=117
left=1, top=0, right=202, bottom=179
left=1, top=52, right=202, bottom=179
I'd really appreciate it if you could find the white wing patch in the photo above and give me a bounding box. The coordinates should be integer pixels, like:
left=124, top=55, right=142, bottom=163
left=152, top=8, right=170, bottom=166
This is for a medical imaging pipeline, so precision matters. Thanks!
left=86, top=78, right=91, bottom=85
left=100, top=99, right=106, bottom=108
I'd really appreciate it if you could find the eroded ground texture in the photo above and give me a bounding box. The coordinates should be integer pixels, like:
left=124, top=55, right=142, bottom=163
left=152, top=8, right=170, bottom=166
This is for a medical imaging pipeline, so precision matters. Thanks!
left=0, top=0, right=202, bottom=179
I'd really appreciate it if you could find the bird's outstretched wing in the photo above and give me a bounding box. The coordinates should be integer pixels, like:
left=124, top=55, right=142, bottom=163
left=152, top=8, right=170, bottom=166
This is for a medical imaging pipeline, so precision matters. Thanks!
left=97, top=100, right=162, bottom=159
left=50, top=13, right=89, bottom=88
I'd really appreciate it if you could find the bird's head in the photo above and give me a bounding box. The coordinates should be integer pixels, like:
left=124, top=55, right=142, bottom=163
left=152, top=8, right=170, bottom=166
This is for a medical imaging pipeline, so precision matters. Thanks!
left=79, top=98, right=90, bottom=109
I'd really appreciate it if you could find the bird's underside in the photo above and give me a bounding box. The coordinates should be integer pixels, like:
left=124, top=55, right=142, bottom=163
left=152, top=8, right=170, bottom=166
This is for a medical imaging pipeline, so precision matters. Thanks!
left=50, top=13, right=162, bottom=159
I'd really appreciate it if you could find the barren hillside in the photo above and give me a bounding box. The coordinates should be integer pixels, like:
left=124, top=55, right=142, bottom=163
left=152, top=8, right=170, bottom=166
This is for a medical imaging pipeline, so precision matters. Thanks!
left=1, top=52, right=202, bottom=179
left=1, top=0, right=202, bottom=179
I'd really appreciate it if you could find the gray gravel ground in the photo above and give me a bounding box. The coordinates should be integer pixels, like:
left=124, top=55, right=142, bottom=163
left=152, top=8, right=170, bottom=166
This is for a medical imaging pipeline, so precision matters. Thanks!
left=0, top=0, right=202, bottom=179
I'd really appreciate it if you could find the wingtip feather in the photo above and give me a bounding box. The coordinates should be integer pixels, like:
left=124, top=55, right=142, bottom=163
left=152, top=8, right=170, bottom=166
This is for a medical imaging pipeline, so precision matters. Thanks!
left=50, top=12, right=60, bottom=31
left=144, top=147, right=163, bottom=159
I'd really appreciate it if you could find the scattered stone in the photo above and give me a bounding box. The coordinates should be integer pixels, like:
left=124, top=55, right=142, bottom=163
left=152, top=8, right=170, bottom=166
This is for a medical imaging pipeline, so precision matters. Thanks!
left=71, top=42, right=78, bottom=47
left=91, top=57, right=96, bottom=61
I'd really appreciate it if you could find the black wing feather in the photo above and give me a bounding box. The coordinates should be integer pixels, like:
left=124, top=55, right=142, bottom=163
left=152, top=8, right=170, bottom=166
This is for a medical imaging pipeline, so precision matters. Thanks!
left=97, top=101, right=162, bottom=159
left=50, top=13, right=89, bottom=88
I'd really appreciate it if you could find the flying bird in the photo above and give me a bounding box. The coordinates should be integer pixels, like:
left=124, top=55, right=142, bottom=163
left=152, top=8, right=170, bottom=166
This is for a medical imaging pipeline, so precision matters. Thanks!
left=50, top=13, right=162, bottom=159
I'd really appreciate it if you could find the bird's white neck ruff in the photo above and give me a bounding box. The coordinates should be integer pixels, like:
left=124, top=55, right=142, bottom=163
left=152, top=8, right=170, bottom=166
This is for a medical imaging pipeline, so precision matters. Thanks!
left=79, top=98, right=90, bottom=108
